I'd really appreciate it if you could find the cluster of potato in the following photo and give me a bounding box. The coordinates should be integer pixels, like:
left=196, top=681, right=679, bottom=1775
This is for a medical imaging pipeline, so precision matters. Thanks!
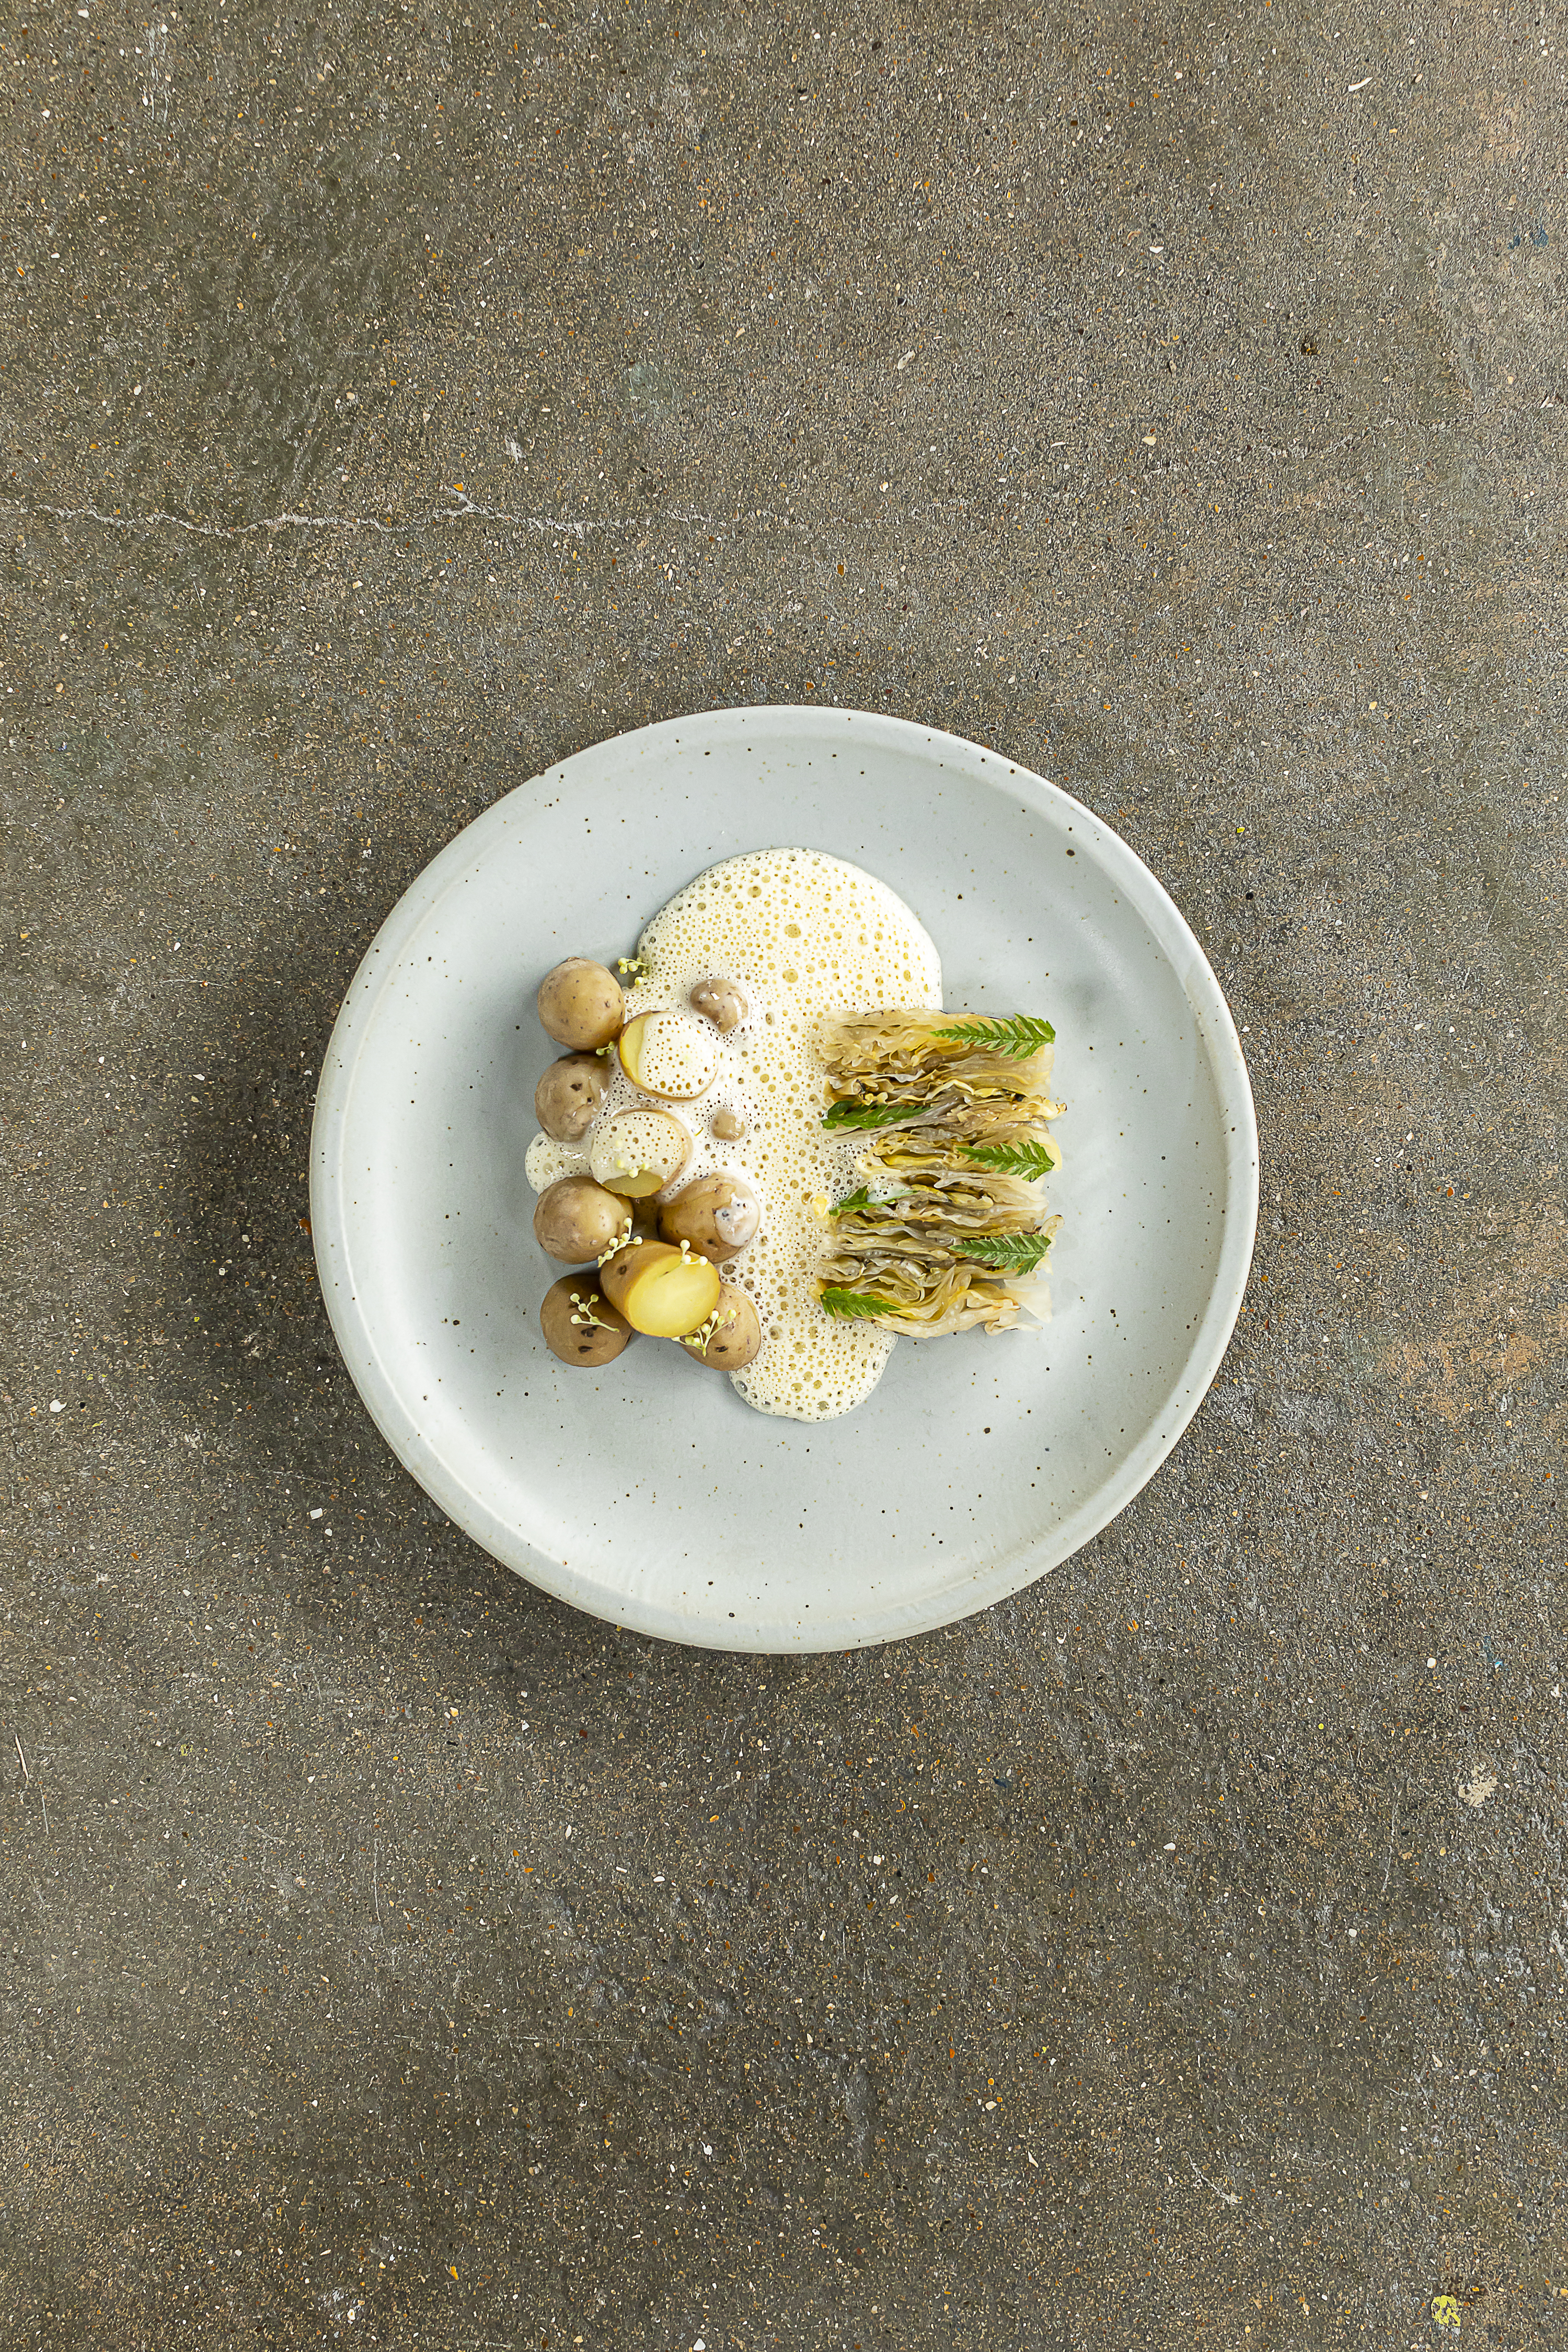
left=531, top=956, right=762, bottom=1375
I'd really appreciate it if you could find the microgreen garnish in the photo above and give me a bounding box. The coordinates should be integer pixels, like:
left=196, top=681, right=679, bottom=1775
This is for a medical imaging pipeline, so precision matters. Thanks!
left=959, top=1136, right=1059, bottom=1180
left=679, top=1304, right=737, bottom=1352
left=933, top=1014, right=1055, bottom=1059
left=828, top=1185, right=901, bottom=1216
left=952, top=1230, right=1054, bottom=1274
left=822, top=1099, right=922, bottom=1132
left=818, top=1286, right=900, bottom=1319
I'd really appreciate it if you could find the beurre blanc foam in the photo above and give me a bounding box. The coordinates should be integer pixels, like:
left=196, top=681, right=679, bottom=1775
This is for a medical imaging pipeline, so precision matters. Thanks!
left=524, top=1133, right=590, bottom=1192
left=527, top=848, right=941, bottom=1420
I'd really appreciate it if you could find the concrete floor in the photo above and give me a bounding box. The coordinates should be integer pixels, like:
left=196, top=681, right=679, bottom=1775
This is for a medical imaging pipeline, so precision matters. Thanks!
left=3, top=3, right=1565, bottom=2346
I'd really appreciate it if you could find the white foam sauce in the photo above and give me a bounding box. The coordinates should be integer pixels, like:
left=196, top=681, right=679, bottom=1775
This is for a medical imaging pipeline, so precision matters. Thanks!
left=524, top=1134, right=590, bottom=1192
left=623, top=1009, right=721, bottom=1098
left=527, top=847, right=941, bottom=1420
left=587, top=1105, right=689, bottom=1192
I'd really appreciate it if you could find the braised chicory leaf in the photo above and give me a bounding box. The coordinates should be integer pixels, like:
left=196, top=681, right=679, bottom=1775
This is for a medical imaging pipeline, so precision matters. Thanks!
left=813, top=1008, right=1064, bottom=1339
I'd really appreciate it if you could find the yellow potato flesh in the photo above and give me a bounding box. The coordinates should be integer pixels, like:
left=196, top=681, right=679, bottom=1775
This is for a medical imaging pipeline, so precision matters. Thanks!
left=602, top=1164, right=665, bottom=1201
left=589, top=1108, right=692, bottom=1198
left=616, top=1009, right=719, bottom=1101
left=602, top=1242, right=721, bottom=1338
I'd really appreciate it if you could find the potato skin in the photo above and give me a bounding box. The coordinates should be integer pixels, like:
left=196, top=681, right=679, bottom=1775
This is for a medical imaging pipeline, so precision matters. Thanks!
left=532, top=1175, right=630, bottom=1264
left=534, top=1053, right=610, bottom=1143
left=689, top=976, right=748, bottom=1033
left=710, top=1105, right=746, bottom=1142
left=682, top=1283, right=762, bottom=1370
left=596, top=1241, right=650, bottom=1319
left=539, top=1274, right=632, bottom=1367
left=658, top=1173, right=761, bottom=1264
left=537, top=957, right=624, bottom=1052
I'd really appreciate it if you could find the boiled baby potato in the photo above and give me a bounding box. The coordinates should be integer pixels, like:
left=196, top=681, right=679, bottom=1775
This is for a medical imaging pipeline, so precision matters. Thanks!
left=689, top=976, right=748, bottom=1033
left=538, top=1273, right=632, bottom=1367
left=710, top=1104, right=746, bottom=1142
left=534, top=1052, right=610, bottom=1143
left=537, top=957, right=624, bottom=1052
left=533, top=1175, right=629, bottom=1263
left=589, top=1107, right=692, bottom=1199
left=598, top=1240, right=721, bottom=1338
left=658, top=1173, right=760, bottom=1264
left=616, top=1008, right=721, bottom=1100
left=681, top=1283, right=762, bottom=1370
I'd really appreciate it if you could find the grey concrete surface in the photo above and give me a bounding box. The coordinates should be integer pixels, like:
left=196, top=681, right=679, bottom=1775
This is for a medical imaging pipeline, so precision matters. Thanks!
left=2, top=2, right=1565, bottom=2346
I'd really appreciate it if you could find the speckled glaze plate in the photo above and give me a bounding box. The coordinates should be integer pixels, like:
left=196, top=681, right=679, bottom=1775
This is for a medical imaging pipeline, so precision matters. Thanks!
left=310, top=708, right=1258, bottom=1652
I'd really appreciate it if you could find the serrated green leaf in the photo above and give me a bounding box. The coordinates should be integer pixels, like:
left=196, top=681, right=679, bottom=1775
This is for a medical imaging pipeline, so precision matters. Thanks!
left=817, top=1286, right=901, bottom=1320
left=933, top=1013, right=1055, bottom=1060
left=822, top=1098, right=921, bottom=1132
left=959, top=1136, right=1060, bottom=1180
left=951, top=1229, right=1054, bottom=1275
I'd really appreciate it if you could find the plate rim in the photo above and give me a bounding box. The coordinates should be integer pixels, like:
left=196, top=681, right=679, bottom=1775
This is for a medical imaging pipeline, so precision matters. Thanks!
left=311, top=705, right=1259, bottom=1651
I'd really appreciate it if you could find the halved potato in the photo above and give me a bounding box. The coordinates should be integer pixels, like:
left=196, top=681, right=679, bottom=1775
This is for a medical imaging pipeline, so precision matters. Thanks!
left=589, top=1108, right=692, bottom=1198
left=616, top=1009, right=721, bottom=1100
left=598, top=1240, right=721, bottom=1338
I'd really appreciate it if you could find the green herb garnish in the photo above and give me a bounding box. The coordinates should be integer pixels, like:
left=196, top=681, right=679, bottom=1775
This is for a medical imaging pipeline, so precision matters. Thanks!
left=951, top=1229, right=1054, bottom=1275
left=828, top=1185, right=906, bottom=1217
left=933, top=1014, right=1055, bottom=1059
left=818, top=1286, right=901, bottom=1319
left=821, top=1099, right=921, bottom=1132
left=959, top=1136, right=1060, bottom=1180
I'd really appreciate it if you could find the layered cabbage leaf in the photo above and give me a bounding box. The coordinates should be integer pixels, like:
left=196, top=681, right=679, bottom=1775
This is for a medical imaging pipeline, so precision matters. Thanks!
left=813, top=1008, right=1064, bottom=1338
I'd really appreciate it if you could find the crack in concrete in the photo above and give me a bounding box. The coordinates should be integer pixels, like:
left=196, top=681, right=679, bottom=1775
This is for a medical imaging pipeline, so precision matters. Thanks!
left=2, top=491, right=733, bottom=541
left=3, top=497, right=398, bottom=539
left=3, top=489, right=966, bottom=543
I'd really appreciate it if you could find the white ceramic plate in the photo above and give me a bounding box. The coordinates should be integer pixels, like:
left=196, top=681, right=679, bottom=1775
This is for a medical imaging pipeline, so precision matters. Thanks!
left=311, top=708, right=1257, bottom=1652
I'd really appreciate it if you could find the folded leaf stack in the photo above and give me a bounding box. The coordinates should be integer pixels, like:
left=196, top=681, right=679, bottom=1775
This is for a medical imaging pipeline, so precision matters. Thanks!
left=814, top=1012, right=1064, bottom=1335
